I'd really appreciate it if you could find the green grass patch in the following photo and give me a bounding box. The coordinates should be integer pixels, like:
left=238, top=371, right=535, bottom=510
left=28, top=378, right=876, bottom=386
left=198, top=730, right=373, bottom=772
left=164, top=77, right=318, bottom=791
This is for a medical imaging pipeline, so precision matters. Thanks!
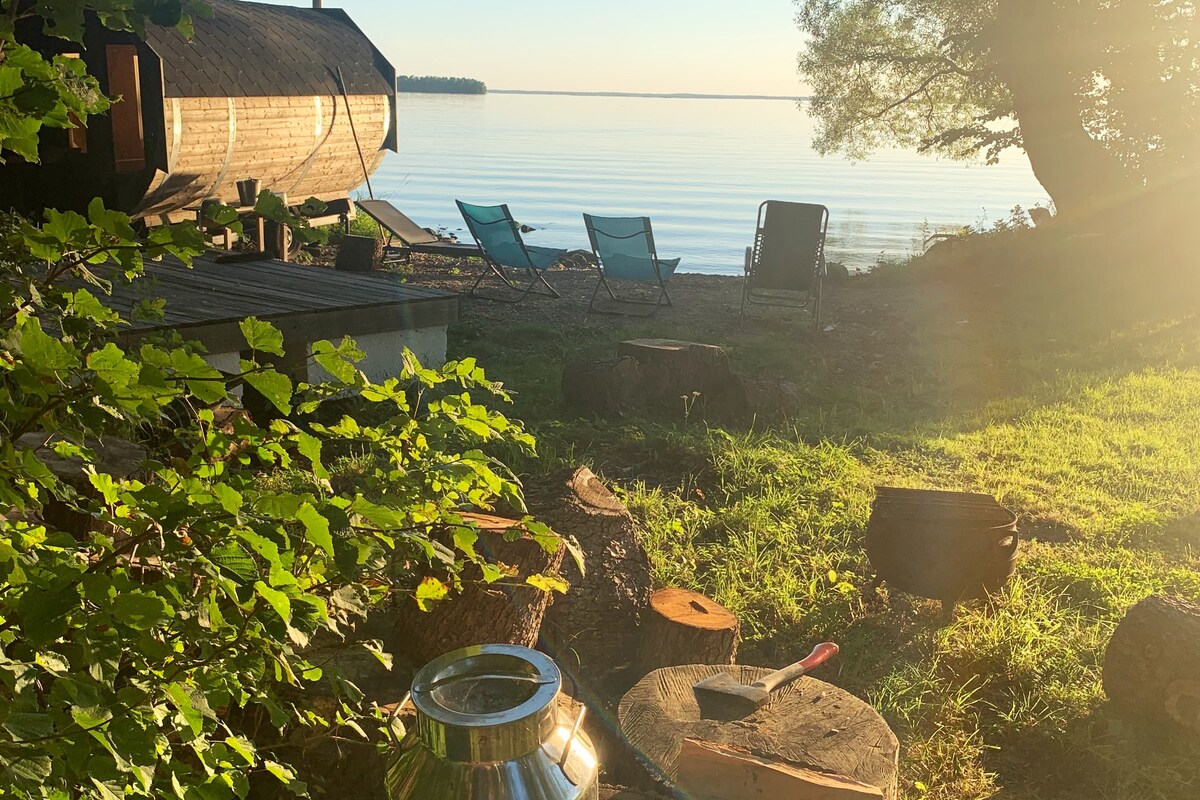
left=447, top=274, right=1200, bottom=800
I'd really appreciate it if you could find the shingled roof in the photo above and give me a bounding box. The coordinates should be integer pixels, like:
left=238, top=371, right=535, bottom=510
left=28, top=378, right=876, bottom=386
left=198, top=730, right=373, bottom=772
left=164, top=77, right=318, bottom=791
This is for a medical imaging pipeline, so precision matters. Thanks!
left=142, top=0, right=394, bottom=98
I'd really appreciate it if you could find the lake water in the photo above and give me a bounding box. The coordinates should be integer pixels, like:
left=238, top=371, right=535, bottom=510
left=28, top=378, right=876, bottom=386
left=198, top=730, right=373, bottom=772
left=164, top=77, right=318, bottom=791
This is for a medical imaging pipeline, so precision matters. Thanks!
left=372, top=93, right=1048, bottom=275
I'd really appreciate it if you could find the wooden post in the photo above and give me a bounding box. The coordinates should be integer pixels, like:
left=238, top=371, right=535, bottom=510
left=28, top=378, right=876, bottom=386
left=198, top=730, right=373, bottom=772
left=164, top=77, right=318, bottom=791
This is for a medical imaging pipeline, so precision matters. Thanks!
left=642, top=587, right=739, bottom=671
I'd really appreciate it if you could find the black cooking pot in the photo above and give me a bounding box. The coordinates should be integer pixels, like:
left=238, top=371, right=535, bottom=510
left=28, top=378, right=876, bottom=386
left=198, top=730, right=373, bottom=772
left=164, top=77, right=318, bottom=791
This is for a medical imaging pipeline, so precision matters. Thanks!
left=866, top=487, right=1019, bottom=608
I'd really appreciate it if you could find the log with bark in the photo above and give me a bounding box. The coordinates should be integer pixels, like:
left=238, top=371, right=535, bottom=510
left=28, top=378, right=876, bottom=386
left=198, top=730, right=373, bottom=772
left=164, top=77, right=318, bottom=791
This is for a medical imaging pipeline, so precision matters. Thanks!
left=641, top=587, right=739, bottom=672
left=388, top=513, right=565, bottom=664
left=1103, top=593, right=1200, bottom=735
left=528, top=466, right=653, bottom=702
left=618, top=664, right=899, bottom=799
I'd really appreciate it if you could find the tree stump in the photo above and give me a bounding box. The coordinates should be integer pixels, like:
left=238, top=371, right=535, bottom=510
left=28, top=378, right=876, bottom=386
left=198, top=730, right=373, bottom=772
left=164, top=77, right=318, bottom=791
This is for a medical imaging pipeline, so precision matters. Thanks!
left=15, top=433, right=147, bottom=538
left=618, top=665, right=899, bottom=799
left=561, top=356, right=643, bottom=416
left=530, top=467, right=653, bottom=700
left=642, top=588, right=739, bottom=672
left=616, top=339, right=744, bottom=413
left=388, top=513, right=564, bottom=664
left=1103, top=594, right=1200, bottom=735
left=334, top=234, right=384, bottom=272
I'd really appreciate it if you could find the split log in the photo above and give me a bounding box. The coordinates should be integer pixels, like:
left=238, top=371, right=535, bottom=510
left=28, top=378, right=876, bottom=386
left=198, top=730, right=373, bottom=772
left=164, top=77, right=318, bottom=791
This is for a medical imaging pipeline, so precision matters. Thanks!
left=676, top=738, right=885, bottom=800
left=642, top=588, right=739, bottom=672
left=561, top=356, right=642, bottom=416
left=530, top=467, right=653, bottom=700
left=388, top=513, right=564, bottom=664
left=619, top=665, right=899, bottom=799
left=1103, top=594, right=1200, bottom=735
left=334, top=234, right=384, bottom=272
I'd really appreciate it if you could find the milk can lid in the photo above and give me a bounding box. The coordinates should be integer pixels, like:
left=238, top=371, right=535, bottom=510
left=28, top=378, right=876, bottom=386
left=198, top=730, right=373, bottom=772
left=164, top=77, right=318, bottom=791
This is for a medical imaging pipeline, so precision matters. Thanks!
left=410, top=644, right=561, bottom=729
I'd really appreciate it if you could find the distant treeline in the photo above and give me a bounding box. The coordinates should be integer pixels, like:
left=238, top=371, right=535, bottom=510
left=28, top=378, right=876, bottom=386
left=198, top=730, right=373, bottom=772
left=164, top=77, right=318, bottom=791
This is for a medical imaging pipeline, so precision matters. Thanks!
left=397, top=76, right=487, bottom=94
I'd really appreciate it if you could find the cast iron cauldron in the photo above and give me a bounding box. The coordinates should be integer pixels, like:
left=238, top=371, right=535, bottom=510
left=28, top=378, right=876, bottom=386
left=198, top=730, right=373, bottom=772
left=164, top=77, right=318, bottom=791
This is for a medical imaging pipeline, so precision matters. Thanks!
left=386, top=644, right=599, bottom=800
left=866, top=487, right=1019, bottom=612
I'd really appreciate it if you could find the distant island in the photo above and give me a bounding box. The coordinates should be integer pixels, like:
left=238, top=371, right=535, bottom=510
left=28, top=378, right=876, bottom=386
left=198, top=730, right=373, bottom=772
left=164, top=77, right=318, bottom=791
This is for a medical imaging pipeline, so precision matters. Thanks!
left=491, top=89, right=803, bottom=101
left=397, top=76, right=487, bottom=94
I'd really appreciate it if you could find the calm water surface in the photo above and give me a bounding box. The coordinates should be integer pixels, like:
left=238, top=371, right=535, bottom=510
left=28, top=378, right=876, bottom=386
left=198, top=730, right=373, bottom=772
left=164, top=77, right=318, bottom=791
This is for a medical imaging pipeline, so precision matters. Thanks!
left=373, top=93, right=1048, bottom=275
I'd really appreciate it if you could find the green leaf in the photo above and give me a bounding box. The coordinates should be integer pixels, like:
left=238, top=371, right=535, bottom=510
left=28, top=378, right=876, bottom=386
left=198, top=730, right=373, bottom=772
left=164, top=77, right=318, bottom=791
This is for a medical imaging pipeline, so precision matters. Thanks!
left=239, top=317, right=285, bottom=356
left=414, top=577, right=448, bottom=611
left=296, top=432, right=328, bottom=480
left=224, top=735, right=257, bottom=766
left=18, top=318, right=75, bottom=371
left=87, top=343, right=139, bottom=388
left=244, top=369, right=293, bottom=415
left=255, top=581, right=292, bottom=624
left=526, top=573, right=570, bottom=594
left=165, top=683, right=204, bottom=737
left=263, top=760, right=307, bottom=795
left=212, top=483, right=243, bottom=515
left=2, top=712, right=55, bottom=741
left=111, top=590, right=170, bottom=630
left=87, top=470, right=121, bottom=505
left=296, top=503, right=333, bottom=556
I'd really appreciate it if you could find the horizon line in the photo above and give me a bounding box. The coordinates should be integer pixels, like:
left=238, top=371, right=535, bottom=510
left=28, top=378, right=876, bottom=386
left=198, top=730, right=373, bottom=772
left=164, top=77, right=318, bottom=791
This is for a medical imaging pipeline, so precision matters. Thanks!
left=489, top=89, right=806, bottom=101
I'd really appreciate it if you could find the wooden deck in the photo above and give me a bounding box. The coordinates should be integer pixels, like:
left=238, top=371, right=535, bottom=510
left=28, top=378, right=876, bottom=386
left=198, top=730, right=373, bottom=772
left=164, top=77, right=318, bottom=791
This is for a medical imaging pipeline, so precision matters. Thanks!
left=107, top=254, right=458, bottom=353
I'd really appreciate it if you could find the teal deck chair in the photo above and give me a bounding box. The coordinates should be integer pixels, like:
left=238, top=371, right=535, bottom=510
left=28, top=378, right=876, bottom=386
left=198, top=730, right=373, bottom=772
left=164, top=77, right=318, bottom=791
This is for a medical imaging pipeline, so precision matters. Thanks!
left=742, top=200, right=828, bottom=330
left=583, top=214, right=679, bottom=316
left=456, top=201, right=568, bottom=302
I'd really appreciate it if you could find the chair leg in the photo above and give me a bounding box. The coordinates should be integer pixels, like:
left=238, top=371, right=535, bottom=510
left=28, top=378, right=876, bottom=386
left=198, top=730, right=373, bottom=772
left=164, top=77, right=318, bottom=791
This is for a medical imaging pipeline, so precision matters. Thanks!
left=470, top=262, right=558, bottom=303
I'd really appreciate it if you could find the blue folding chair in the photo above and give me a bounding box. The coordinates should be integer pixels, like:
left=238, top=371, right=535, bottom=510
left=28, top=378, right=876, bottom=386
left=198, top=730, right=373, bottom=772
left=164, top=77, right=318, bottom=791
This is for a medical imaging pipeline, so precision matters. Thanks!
left=583, top=214, right=680, bottom=316
left=455, top=201, right=568, bottom=302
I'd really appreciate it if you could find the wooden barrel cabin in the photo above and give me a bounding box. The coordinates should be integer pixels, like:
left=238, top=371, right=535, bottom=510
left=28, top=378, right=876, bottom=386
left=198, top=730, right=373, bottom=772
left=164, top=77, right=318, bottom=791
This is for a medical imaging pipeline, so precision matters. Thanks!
left=2, top=0, right=397, bottom=225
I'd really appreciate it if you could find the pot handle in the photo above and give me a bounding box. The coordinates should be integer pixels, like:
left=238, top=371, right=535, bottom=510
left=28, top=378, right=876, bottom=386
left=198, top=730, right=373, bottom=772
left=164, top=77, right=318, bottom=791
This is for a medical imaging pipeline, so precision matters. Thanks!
left=999, top=529, right=1020, bottom=555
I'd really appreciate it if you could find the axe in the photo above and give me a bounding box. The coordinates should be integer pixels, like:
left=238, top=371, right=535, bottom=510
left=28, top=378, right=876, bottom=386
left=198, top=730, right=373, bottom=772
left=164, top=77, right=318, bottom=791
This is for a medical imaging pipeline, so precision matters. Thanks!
left=693, top=642, right=840, bottom=719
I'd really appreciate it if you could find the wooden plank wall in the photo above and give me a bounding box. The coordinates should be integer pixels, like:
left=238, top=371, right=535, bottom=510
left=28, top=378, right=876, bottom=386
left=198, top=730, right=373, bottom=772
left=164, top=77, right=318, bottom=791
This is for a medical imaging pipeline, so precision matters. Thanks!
left=135, top=94, right=389, bottom=219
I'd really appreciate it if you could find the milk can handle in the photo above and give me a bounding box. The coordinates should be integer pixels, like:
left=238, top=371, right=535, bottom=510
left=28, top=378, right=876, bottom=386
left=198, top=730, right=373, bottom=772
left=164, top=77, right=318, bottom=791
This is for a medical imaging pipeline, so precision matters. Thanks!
left=558, top=705, right=588, bottom=767
left=385, top=693, right=411, bottom=746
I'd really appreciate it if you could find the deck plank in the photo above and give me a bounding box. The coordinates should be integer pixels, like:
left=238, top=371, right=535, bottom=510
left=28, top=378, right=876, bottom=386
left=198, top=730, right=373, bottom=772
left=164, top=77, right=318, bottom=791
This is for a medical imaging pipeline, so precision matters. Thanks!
left=101, top=254, right=458, bottom=347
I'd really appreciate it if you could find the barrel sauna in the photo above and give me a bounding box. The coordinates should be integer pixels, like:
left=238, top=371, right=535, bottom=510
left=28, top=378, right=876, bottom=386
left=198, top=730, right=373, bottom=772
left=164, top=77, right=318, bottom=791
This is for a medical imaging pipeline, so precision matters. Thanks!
left=1, top=0, right=397, bottom=224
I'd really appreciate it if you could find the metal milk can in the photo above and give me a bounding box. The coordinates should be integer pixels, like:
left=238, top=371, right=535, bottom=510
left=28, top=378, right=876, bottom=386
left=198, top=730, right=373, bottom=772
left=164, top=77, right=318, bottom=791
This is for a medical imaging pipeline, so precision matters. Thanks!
left=386, top=644, right=599, bottom=800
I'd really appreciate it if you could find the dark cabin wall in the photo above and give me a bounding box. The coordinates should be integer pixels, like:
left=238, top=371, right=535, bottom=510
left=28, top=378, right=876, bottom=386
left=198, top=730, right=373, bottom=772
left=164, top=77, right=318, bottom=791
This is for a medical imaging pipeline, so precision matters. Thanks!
left=0, top=17, right=164, bottom=218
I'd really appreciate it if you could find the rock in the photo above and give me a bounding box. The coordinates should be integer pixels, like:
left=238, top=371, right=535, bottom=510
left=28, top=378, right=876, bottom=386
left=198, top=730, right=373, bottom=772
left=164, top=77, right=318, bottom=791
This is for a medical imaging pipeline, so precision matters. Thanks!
left=826, top=261, right=851, bottom=283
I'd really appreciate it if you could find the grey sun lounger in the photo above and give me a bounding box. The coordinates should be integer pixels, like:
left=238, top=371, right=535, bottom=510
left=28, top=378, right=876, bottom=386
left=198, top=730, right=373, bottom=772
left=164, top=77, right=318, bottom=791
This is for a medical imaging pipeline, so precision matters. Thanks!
left=743, top=200, right=828, bottom=330
left=355, top=199, right=482, bottom=260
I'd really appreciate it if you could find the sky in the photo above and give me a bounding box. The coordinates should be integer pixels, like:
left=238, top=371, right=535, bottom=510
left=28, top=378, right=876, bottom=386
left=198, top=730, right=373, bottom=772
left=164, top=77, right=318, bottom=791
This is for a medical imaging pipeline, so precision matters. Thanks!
left=256, top=0, right=808, bottom=96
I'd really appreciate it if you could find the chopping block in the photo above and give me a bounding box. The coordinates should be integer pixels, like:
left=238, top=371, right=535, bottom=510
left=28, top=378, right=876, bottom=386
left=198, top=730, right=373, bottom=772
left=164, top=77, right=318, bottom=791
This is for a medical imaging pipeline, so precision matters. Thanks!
left=618, top=664, right=899, bottom=800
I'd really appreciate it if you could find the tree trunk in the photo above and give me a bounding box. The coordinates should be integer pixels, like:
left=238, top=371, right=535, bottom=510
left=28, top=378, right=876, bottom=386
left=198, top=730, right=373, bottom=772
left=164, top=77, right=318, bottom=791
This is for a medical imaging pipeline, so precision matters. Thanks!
left=641, top=588, right=740, bottom=672
left=988, top=0, right=1134, bottom=220
left=1103, top=594, right=1200, bottom=735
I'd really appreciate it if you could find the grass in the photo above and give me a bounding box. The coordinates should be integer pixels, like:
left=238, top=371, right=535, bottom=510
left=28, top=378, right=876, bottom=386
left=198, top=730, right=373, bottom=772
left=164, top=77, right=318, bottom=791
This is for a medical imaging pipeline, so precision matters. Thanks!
left=447, top=241, right=1200, bottom=800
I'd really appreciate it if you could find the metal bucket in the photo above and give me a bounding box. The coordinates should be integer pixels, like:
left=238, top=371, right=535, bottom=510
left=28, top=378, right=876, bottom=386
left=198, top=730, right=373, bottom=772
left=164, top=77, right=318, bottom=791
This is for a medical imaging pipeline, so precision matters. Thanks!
left=236, top=178, right=261, bottom=207
left=386, top=644, right=599, bottom=800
